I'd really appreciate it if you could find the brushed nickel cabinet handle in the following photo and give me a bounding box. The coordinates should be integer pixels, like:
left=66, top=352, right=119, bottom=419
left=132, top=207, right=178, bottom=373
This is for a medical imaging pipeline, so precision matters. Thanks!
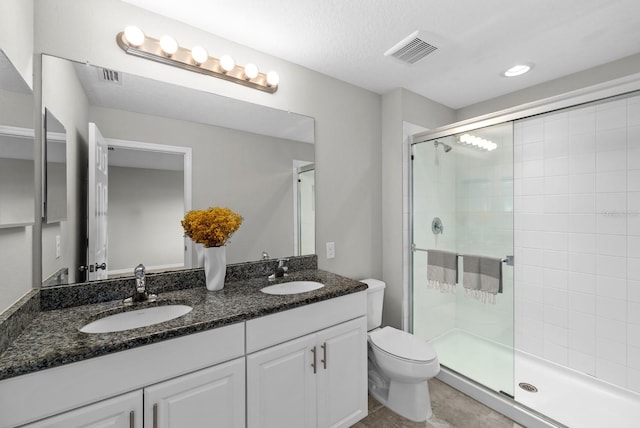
left=321, top=342, right=327, bottom=369
left=129, top=410, right=134, bottom=428
left=311, top=346, right=317, bottom=374
left=153, top=403, right=158, bottom=428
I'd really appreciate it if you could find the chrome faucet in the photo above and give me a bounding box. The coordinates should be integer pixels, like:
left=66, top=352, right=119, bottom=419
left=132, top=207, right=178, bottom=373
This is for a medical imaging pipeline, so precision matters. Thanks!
left=124, top=263, right=157, bottom=304
left=268, top=259, right=289, bottom=281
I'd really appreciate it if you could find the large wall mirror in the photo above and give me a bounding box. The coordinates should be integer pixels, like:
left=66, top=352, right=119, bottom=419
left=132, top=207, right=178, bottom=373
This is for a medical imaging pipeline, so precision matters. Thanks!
left=0, top=49, right=34, bottom=312
left=40, top=54, right=316, bottom=285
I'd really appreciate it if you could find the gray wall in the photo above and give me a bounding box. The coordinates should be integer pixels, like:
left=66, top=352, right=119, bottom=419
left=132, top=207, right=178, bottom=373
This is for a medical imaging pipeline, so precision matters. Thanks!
left=34, top=0, right=383, bottom=283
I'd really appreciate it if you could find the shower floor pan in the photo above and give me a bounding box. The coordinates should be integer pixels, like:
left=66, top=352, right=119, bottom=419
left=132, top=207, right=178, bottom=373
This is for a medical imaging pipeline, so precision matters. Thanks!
left=431, top=329, right=640, bottom=428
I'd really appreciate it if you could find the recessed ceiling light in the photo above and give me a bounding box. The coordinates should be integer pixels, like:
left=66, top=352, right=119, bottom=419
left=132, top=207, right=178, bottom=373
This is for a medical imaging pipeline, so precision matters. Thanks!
left=503, top=64, right=531, bottom=77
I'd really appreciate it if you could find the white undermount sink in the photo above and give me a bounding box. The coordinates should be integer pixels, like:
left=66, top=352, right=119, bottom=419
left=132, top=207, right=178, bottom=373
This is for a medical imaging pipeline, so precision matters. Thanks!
left=80, top=304, right=193, bottom=334
left=260, top=280, right=324, bottom=295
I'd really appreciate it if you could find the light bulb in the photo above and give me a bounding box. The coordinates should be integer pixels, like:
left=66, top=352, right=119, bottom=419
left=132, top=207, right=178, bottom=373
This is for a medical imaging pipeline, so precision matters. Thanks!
left=220, top=55, right=235, bottom=73
left=266, top=70, right=279, bottom=87
left=191, top=46, right=208, bottom=65
left=123, top=26, right=145, bottom=47
left=160, top=35, right=178, bottom=56
left=244, top=63, right=258, bottom=80
left=504, top=64, right=531, bottom=77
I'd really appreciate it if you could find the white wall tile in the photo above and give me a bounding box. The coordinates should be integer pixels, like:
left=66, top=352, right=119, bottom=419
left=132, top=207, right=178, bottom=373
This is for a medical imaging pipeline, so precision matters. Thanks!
left=596, top=234, right=627, bottom=257
left=596, top=296, right=627, bottom=323
left=544, top=157, right=569, bottom=176
left=596, top=150, right=627, bottom=172
left=629, top=323, right=640, bottom=347
left=595, top=275, right=627, bottom=300
left=521, top=177, right=544, bottom=195
left=628, top=345, right=640, bottom=370
left=629, top=280, right=640, bottom=303
left=567, top=272, right=596, bottom=294
left=568, top=173, right=595, bottom=193
left=544, top=175, right=568, bottom=195
left=544, top=341, right=568, bottom=366
left=569, top=132, right=596, bottom=154
left=628, top=301, right=640, bottom=325
left=596, top=170, right=627, bottom=193
left=569, top=311, right=596, bottom=335
left=628, top=125, right=640, bottom=149
left=568, top=252, right=596, bottom=274
left=522, top=160, right=545, bottom=177
left=569, top=107, right=596, bottom=135
left=629, top=368, right=640, bottom=394
left=567, top=214, right=596, bottom=234
left=596, top=102, right=627, bottom=131
left=568, top=291, right=595, bottom=314
left=569, top=328, right=596, bottom=355
left=568, top=349, right=596, bottom=375
left=596, top=317, right=627, bottom=344
left=569, top=153, right=596, bottom=174
left=568, top=232, right=596, bottom=253
left=568, top=194, right=596, bottom=214
left=596, top=129, right=627, bottom=157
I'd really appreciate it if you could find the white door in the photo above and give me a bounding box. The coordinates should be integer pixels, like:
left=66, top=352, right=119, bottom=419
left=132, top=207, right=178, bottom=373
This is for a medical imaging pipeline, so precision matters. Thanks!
left=247, top=334, right=317, bottom=428
left=316, top=317, right=368, bottom=428
left=88, top=122, right=109, bottom=280
left=144, top=358, right=245, bottom=428
left=21, top=390, right=142, bottom=428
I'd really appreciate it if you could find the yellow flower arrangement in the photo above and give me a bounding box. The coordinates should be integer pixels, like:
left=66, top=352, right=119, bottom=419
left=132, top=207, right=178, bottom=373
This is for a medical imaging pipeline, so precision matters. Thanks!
left=181, top=206, right=243, bottom=248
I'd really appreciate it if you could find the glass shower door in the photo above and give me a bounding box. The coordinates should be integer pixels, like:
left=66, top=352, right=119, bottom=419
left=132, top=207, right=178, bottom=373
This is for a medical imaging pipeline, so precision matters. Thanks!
left=411, top=122, right=515, bottom=397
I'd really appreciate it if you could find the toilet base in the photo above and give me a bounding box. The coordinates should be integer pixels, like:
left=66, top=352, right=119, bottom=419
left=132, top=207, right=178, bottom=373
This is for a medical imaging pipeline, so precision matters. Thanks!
left=368, top=374, right=433, bottom=422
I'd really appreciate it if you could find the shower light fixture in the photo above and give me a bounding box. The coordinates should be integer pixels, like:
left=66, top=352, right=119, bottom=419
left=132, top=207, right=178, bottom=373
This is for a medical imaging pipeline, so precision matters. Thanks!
left=459, top=133, right=497, bottom=151
left=116, top=26, right=279, bottom=93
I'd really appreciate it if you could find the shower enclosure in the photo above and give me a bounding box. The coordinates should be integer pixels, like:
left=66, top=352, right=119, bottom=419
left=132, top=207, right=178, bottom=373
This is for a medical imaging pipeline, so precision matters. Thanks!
left=410, top=91, right=640, bottom=428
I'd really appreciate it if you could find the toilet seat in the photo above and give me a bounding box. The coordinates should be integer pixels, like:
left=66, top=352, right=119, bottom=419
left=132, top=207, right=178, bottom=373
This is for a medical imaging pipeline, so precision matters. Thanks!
left=369, top=326, right=437, bottom=363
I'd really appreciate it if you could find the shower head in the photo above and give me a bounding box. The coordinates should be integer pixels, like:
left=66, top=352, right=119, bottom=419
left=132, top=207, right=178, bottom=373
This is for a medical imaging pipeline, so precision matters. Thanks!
left=434, top=141, right=452, bottom=153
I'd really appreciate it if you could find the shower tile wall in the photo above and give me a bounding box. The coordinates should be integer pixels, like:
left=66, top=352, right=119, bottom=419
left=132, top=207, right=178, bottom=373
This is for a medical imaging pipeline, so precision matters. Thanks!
left=514, top=93, right=640, bottom=393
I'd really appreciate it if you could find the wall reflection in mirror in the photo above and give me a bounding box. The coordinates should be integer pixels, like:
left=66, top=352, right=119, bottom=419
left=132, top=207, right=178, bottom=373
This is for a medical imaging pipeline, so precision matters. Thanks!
left=40, top=54, right=315, bottom=286
left=0, top=49, right=34, bottom=313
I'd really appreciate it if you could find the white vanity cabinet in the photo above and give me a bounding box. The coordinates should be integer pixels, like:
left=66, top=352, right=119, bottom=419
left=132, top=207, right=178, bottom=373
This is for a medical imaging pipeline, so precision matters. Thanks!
left=1, top=324, right=245, bottom=428
left=246, top=292, right=368, bottom=428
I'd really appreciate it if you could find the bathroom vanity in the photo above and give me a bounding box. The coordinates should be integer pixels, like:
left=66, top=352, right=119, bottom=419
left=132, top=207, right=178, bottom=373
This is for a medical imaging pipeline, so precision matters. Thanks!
left=0, top=261, right=368, bottom=428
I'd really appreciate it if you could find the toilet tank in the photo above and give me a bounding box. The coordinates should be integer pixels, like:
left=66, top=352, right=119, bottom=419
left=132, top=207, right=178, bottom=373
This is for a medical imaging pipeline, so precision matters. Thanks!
left=360, top=278, right=386, bottom=331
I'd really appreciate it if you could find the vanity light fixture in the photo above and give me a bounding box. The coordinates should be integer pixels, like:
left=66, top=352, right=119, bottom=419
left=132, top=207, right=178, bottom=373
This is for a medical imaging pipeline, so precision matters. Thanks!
left=116, top=26, right=279, bottom=93
left=459, top=133, right=497, bottom=151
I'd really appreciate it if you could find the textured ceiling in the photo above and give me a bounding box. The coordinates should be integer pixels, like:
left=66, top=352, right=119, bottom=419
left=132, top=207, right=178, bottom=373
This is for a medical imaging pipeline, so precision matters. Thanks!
left=123, top=0, right=640, bottom=109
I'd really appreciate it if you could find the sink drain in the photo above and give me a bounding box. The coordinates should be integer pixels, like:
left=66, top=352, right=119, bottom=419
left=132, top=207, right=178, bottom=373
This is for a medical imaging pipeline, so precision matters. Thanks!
left=519, top=382, right=538, bottom=393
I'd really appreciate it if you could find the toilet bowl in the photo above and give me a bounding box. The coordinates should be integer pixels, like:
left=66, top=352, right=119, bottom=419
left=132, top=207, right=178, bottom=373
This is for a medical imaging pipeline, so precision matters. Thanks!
left=361, top=278, right=440, bottom=422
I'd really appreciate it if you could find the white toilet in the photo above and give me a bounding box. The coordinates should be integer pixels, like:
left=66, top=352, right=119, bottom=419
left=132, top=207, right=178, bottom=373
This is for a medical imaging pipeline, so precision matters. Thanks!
left=361, top=278, right=440, bottom=422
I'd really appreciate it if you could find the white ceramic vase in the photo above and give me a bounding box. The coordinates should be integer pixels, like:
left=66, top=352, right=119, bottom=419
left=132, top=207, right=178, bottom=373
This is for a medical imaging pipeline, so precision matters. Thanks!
left=203, top=246, right=226, bottom=291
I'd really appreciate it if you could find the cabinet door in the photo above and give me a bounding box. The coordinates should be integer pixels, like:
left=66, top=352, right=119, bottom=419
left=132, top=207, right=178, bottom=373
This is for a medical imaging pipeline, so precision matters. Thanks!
left=247, top=333, right=317, bottom=428
left=22, top=390, right=142, bottom=428
left=316, top=317, right=368, bottom=428
left=144, top=358, right=245, bottom=428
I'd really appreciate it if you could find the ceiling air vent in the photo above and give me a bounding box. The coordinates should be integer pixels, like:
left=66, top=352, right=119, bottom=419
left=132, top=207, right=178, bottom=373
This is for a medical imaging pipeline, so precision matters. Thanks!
left=385, top=31, right=438, bottom=65
left=98, top=67, right=122, bottom=84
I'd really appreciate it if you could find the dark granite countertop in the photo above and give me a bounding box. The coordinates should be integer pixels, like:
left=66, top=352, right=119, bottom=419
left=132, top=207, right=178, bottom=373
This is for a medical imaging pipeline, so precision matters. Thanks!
left=0, top=269, right=367, bottom=382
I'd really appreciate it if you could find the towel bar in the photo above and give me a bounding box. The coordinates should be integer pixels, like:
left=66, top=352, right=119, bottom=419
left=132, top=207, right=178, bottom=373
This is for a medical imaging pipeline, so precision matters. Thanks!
left=411, top=246, right=514, bottom=266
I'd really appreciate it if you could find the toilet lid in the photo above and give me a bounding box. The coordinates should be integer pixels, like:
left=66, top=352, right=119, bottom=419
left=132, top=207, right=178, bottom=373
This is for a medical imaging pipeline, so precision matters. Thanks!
left=369, top=327, right=437, bottom=362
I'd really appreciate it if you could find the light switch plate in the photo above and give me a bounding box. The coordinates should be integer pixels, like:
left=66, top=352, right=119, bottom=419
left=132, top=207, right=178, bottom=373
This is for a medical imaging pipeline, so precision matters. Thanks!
left=326, top=242, right=335, bottom=259
left=55, top=235, right=61, bottom=259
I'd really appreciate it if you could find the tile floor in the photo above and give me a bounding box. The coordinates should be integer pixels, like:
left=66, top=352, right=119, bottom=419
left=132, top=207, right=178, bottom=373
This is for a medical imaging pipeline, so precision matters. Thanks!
left=353, top=378, right=524, bottom=428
